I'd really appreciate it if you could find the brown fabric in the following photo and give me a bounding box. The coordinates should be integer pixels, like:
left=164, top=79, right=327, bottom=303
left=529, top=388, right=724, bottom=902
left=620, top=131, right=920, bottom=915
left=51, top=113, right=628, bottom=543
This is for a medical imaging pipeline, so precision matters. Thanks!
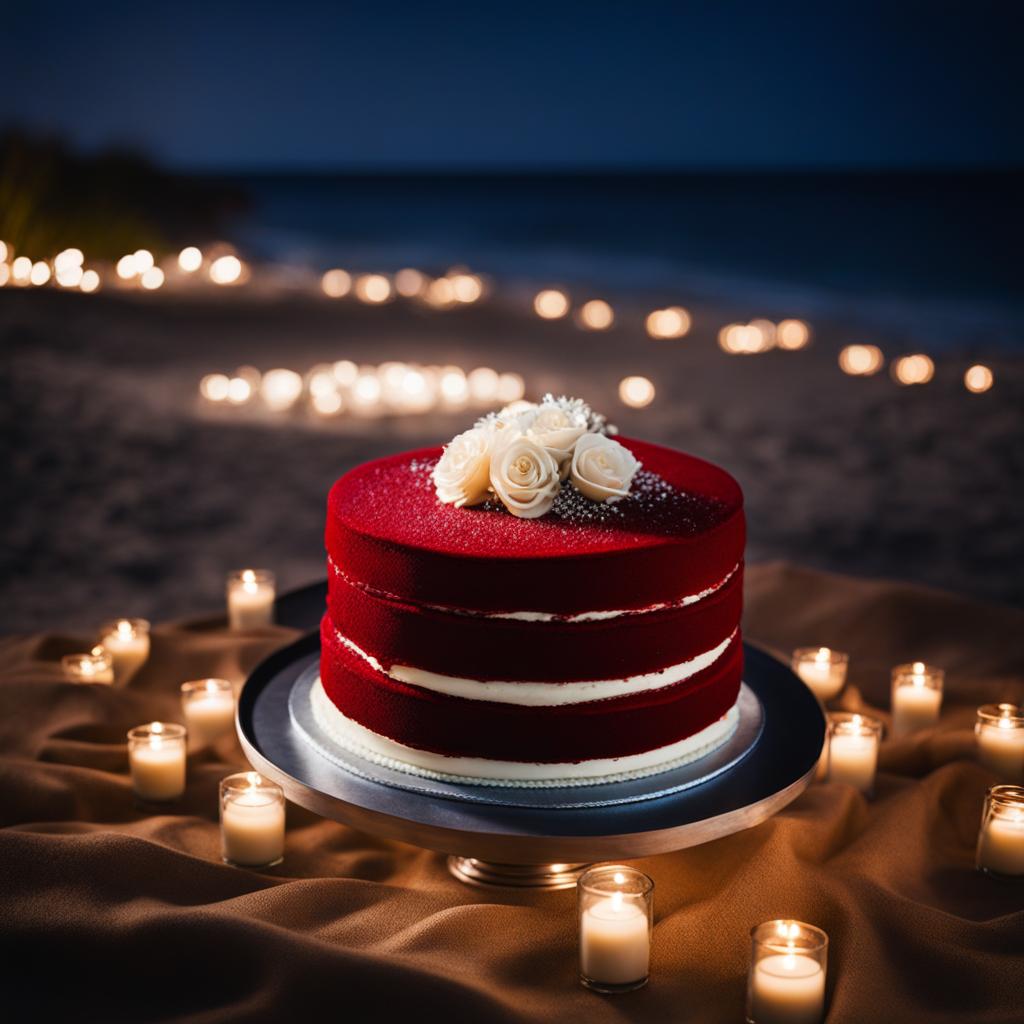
left=1, top=563, right=1023, bottom=1022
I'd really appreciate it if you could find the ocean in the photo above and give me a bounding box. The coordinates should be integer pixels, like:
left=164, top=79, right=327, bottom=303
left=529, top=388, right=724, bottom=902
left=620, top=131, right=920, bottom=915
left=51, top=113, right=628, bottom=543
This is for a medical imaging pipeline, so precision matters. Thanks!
left=228, top=170, right=1023, bottom=352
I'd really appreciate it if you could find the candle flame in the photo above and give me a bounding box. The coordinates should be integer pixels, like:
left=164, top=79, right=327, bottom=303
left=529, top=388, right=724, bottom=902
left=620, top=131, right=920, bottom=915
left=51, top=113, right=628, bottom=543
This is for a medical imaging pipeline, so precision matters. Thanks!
left=912, top=661, right=925, bottom=674
left=117, top=620, right=133, bottom=639
left=246, top=771, right=261, bottom=789
left=611, top=890, right=623, bottom=911
left=613, top=871, right=625, bottom=885
left=851, top=714, right=863, bottom=729
left=815, top=647, right=830, bottom=664
left=151, top=722, right=164, bottom=734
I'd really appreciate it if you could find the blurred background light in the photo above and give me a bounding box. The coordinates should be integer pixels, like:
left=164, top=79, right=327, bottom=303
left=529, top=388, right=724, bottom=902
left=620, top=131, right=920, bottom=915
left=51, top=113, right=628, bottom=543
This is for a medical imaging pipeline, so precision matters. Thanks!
left=892, top=354, right=935, bottom=385
left=534, top=288, right=569, bottom=319
left=839, top=344, right=885, bottom=376
left=321, top=268, right=352, bottom=298
left=776, top=319, right=811, bottom=350
left=178, top=247, right=203, bottom=272
left=619, top=375, right=655, bottom=408
left=963, top=364, right=994, bottom=393
left=577, top=299, right=614, bottom=330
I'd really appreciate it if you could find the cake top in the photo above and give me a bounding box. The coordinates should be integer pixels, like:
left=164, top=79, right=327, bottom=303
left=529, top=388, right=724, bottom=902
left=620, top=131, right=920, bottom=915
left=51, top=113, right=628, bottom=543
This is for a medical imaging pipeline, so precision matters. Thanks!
left=331, top=438, right=739, bottom=561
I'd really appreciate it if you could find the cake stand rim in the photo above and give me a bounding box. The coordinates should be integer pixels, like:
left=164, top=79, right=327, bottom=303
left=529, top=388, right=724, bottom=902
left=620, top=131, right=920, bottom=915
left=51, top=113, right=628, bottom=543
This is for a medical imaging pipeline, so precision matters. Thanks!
left=238, top=629, right=824, bottom=863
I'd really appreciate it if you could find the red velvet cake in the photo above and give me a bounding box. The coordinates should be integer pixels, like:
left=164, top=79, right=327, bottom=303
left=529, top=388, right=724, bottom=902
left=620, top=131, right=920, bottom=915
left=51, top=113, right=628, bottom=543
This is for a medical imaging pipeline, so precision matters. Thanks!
left=314, top=402, right=745, bottom=787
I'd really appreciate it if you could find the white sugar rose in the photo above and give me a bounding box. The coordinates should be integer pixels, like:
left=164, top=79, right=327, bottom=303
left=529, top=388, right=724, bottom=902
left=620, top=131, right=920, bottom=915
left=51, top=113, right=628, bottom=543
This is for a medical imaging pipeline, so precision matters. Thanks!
left=489, top=435, right=561, bottom=518
left=527, top=402, right=586, bottom=478
left=570, top=433, right=640, bottom=503
left=433, top=428, right=492, bottom=507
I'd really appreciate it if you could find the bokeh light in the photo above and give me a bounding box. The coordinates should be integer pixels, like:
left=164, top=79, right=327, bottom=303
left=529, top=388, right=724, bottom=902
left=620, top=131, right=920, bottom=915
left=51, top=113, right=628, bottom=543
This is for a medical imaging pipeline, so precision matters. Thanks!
left=468, top=366, right=500, bottom=403
left=133, top=249, right=155, bottom=274
left=312, top=390, right=344, bottom=416
left=619, top=375, right=655, bottom=408
left=12, top=256, right=32, bottom=282
left=395, top=268, right=427, bottom=297
left=260, top=368, right=304, bottom=411
left=839, top=344, right=885, bottom=376
left=210, top=255, right=243, bottom=285
left=56, top=264, right=84, bottom=288
left=79, top=269, right=100, bottom=293
left=352, top=372, right=383, bottom=409
left=578, top=299, right=614, bottom=330
left=30, top=261, right=51, bottom=286
left=54, top=248, right=84, bottom=274
left=450, top=273, right=483, bottom=303
left=355, top=274, right=392, bottom=303
left=534, top=289, right=570, bottom=319
left=116, top=255, right=138, bottom=280
left=0, top=240, right=7, bottom=262
left=776, top=319, right=811, bottom=350
left=963, top=364, right=994, bottom=394
left=178, top=247, right=203, bottom=272
left=332, top=360, right=358, bottom=387
left=646, top=306, right=691, bottom=339
left=496, top=372, right=526, bottom=403
left=200, top=373, right=231, bottom=402
left=439, top=367, right=469, bottom=405
left=892, top=354, right=935, bottom=386
left=321, top=268, right=352, bottom=298
left=226, top=377, right=253, bottom=404
left=0, top=263, right=9, bottom=287
left=140, top=266, right=165, bottom=290
left=426, top=277, right=456, bottom=307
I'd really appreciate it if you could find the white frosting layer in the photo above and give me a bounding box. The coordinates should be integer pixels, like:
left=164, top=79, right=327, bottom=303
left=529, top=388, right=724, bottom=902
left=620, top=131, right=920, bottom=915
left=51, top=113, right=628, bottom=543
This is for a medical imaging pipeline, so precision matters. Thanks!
left=329, top=558, right=738, bottom=622
left=310, top=677, right=740, bottom=787
left=333, top=625, right=736, bottom=706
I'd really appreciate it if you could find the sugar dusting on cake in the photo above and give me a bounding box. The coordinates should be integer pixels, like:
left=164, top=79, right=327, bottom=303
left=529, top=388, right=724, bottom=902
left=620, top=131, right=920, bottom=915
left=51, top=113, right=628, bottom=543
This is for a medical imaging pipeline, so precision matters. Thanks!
left=405, top=454, right=729, bottom=544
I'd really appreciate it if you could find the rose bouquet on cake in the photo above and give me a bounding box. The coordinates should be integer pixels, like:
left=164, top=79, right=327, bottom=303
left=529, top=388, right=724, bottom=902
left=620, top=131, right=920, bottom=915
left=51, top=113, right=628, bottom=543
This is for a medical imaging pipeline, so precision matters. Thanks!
left=433, top=396, right=641, bottom=519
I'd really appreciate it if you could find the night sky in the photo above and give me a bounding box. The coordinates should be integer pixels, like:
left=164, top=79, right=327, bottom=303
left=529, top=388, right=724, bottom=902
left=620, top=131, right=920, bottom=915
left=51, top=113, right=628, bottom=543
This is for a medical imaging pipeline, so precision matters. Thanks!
left=5, top=0, right=1021, bottom=170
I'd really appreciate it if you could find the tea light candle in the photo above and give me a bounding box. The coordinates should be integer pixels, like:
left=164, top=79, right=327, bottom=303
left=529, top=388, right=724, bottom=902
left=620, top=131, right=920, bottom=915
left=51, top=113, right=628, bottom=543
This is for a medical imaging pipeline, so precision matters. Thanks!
left=227, top=569, right=275, bottom=629
left=577, top=864, right=653, bottom=993
left=976, top=704, right=1024, bottom=783
left=62, top=650, right=114, bottom=685
left=181, top=678, right=236, bottom=748
left=891, top=662, right=944, bottom=737
left=127, top=722, right=187, bottom=801
left=747, top=920, right=828, bottom=1024
left=98, top=618, right=150, bottom=683
left=220, top=771, right=286, bottom=867
left=976, top=785, right=1024, bottom=877
left=792, top=647, right=849, bottom=702
left=827, top=713, right=882, bottom=794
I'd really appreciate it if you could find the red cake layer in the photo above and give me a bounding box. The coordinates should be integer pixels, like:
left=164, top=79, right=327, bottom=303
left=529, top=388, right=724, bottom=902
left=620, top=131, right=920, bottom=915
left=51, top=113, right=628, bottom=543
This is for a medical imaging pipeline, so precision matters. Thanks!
left=320, top=616, right=743, bottom=763
left=327, top=559, right=743, bottom=683
left=325, top=438, right=744, bottom=615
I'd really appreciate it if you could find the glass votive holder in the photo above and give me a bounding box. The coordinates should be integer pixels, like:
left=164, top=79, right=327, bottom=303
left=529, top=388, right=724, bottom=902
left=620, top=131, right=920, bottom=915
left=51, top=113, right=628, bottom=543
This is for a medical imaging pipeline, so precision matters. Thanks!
left=792, top=647, right=849, bottom=702
left=747, top=920, right=828, bottom=1024
left=62, top=650, right=114, bottom=685
left=98, top=618, right=150, bottom=684
left=826, top=713, right=883, bottom=795
left=226, top=569, right=276, bottom=630
left=220, top=771, right=286, bottom=868
left=976, top=704, right=1024, bottom=783
left=890, top=661, right=944, bottom=738
left=127, top=722, right=187, bottom=802
left=976, top=784, right=1024, bottom=878
left=181, top=678, right=236, bottom=749
left=577, top=864, right=653, bottom=994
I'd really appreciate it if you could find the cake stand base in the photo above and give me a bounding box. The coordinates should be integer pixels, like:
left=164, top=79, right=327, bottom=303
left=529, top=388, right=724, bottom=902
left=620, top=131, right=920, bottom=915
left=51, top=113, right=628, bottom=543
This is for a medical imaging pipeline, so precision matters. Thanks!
left=447, top=857, right=589, bottom=889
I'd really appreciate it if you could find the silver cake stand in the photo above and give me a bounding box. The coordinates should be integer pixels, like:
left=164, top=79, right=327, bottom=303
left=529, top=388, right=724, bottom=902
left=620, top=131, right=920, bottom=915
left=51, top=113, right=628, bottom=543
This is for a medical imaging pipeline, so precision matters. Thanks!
left=240, top=583, right=825, bottom=889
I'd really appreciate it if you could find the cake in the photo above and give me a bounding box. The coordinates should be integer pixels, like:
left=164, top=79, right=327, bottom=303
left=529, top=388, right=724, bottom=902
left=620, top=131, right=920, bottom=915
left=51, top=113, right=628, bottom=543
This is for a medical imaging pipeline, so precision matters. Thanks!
left=314, top=397, right=745, bottom=787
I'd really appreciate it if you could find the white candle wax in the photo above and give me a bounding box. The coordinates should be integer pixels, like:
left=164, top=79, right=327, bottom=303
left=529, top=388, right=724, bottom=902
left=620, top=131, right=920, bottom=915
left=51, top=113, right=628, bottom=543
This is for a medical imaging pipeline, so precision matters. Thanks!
left=130, top=739, right=186, bottom=801
left=184, top=692, right=235, bottom=747
left=228, top=572, right=274, bottom=629
left=977, top=723, right=1024, bottom=783
left=828, top=731, right=878, bottom=793
left=977, top=813, right=1024, bottom=876
left=101, top=625, right=150, bottom=683
left=580, top=893, right=650, bottom=986
left=892, top=683, right=942, bottom=736
left=795, top=661, right=843, bottom=701
left=222, top=791, right=285, bottom=866
left=750, top=953, right=826, bottom=1024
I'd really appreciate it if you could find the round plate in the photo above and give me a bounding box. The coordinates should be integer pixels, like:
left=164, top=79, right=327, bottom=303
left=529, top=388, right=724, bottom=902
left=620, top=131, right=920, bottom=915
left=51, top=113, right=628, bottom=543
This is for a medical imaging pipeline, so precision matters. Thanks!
left=238, top=610, right=825, bottom=863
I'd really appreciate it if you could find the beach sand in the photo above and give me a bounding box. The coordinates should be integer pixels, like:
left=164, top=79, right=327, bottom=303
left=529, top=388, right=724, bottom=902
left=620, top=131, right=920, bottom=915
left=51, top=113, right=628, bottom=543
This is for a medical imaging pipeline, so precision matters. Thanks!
left=2, top=286, right=1021, bottom=634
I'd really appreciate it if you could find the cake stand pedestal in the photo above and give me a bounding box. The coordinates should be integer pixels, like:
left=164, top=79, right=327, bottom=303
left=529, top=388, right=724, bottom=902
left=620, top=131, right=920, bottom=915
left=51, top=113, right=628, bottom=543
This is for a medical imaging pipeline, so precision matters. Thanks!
left=242, top=583, right=825, bottom=890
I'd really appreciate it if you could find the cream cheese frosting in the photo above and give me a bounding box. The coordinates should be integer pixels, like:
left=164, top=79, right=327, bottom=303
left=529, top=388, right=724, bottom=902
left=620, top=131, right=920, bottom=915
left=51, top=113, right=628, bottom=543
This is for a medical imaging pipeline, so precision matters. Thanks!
left=310, top=676, right=740, bottom=787
left=332, top=624, right=737, bottom=706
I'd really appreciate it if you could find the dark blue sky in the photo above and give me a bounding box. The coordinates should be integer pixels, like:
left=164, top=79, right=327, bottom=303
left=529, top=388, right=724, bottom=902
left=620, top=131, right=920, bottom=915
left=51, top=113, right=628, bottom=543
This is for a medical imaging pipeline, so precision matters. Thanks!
left=5, top=0, right=1021, bottom=170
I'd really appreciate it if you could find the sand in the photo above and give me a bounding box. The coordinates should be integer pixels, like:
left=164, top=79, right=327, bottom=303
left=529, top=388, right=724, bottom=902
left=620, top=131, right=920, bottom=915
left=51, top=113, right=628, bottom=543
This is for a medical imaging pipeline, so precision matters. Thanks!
left=1, top=285, right=1020, bottom=634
